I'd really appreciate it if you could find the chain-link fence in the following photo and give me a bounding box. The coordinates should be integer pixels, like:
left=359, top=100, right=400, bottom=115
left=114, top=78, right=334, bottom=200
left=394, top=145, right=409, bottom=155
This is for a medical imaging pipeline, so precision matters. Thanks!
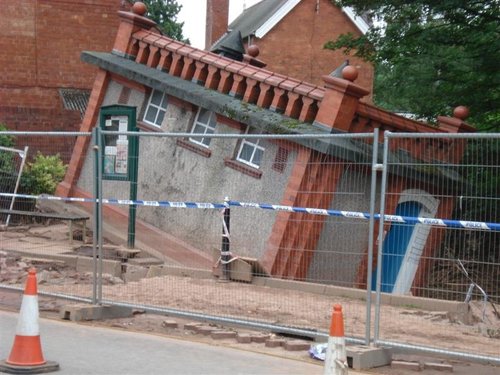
left=1, top=130, right=499, bottom=364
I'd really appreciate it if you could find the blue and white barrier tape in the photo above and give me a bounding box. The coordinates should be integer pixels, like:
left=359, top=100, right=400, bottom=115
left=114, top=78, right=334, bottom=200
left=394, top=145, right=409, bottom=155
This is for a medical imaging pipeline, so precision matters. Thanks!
left=1, top=193, right=499, bottom=231
left=0, top=193, right=225, bottom=210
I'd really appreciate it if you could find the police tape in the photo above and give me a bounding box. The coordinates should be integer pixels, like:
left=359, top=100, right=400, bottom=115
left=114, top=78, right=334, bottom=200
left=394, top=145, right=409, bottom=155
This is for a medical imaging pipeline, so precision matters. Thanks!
left=1, top=193, right=499, bottom=231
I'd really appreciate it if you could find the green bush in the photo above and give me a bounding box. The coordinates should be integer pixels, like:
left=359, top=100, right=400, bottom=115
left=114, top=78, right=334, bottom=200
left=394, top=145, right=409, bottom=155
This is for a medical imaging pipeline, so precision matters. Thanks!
left=0, top=123, right=15, bottom=174
left=21, top=153, right=67, bottom=195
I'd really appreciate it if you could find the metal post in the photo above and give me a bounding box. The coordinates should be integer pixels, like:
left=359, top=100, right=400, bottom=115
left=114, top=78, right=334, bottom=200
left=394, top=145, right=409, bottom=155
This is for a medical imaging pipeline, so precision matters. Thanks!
left=128, top=133, right=139, bottom=249
left=91, top=127, right=99, bottom=304
left=220, top=197, right=231, bottom=282
left=374, top=131, right=391, bottom=344
left=365, top=128, right=379, bottom=346
left=5, top=146, right=29, bottom=227
left=96, top=126, right=104, bottom=304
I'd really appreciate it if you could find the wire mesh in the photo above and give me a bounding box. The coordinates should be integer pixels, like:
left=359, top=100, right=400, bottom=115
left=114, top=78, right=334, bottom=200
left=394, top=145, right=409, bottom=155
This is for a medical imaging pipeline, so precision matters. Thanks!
left=376, top=133, right=500, bottom=359
left=0, top=132, right=93, bottom=300
left=1, top=131, right=499, bottom=364
left=92, top=131, right=377, bottom=343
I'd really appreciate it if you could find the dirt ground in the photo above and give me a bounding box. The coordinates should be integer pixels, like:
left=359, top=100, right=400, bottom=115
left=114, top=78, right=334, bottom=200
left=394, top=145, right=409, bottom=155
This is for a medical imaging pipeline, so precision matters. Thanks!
left=1, top=222, right=499, bottom=374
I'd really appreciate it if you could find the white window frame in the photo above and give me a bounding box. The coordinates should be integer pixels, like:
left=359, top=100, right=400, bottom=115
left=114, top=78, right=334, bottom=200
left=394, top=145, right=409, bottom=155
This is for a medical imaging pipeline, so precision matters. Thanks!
left=143, top=89, right=168, bottom=127
left=189, top=108, right=217, bottom=148
left=236, top=127, right=265, bottom=169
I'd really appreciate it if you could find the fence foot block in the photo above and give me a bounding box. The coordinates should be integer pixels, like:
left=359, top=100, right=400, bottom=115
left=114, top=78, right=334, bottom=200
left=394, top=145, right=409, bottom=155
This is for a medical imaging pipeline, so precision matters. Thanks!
left=347, top=345, right=393, bottom=370
left=59, top=304, right=133, bottom=321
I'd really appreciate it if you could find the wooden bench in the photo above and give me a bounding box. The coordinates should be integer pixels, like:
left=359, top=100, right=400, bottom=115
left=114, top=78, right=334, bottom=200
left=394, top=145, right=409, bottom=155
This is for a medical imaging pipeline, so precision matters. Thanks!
left=0, top=209, right=90, bottom=244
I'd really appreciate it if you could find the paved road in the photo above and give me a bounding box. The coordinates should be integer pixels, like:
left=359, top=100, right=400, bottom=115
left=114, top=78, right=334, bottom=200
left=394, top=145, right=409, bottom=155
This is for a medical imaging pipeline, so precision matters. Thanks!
left=0, top=310, right=326, bottom=375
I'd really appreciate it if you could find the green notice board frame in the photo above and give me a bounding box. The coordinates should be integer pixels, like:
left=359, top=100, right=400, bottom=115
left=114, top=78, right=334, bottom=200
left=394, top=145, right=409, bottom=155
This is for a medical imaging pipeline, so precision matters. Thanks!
left=99, top=105, right=138, bottom=181
left=98, top=105, right=139, bottom=248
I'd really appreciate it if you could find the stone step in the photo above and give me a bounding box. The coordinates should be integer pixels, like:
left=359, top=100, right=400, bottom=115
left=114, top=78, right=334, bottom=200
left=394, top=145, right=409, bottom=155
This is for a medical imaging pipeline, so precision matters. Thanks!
left=127, top=257, right=163, bottom=266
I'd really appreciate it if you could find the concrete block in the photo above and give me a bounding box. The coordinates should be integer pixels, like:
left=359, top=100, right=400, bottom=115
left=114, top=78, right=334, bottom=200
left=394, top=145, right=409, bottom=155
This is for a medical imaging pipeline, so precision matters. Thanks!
left=123, top=264, right=148, bottom=282
left=265, top=338, right=286, bottom=348
left=161, top=320, right=178, bottom=329
left=60, top=304, right=133, bottom=321
left=236, top=333, right=252, bottom=343
left=211, top=330, right=237, bottom=340
left=347, top=345, right=393, bottom=370
left=265, top=278, right=325, bottom=294
left=127, top=257, right=163, bottom=266
left=284, top=340, right=311, bottom=351
left=147, top=265, right=212, bottom=279
left=391, top=360, right=422, bottom=371
left=76, top=257, right=122, bottom=277
left=146, top=265, right=166, bottom=278
left=229, top=258, right=252, bottom=282
left=423, top=362, right=453, bottom=372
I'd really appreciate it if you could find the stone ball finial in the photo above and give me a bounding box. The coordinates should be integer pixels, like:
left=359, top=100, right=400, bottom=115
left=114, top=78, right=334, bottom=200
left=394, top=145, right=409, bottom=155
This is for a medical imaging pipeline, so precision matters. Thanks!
left=342, top=65, right=358, bottom=82
left=132, top=1, right=147, bottom=16
left=453, top=105, right=469, bottom=120
left=247, top=44, right=260, bottom=58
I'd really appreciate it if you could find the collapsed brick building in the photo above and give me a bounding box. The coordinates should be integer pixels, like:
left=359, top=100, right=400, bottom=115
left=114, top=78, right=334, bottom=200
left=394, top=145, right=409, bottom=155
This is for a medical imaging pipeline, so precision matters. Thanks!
left=56, top=3, right=474, bottom=294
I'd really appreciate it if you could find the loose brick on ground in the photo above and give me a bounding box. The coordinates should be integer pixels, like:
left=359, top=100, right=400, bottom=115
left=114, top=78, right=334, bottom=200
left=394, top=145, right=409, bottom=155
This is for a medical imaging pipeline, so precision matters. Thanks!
left=161, top=320, right=178, bottom=329
left=423, top=362, right=453, bottom=372
left=183, top=322, right=202, bottom=331
left=251, top=334, right=270, bottom=343
left=236, top=333, right=252, bottom=343
left=391, top=360, right=422, bottom=371
left=283, top=340, right=311, bottom=351
left=265, top=338, right=286, bottom=348
left=211, top=330, right=237, bottom=340
left=196, top=325, right=216, bottom=335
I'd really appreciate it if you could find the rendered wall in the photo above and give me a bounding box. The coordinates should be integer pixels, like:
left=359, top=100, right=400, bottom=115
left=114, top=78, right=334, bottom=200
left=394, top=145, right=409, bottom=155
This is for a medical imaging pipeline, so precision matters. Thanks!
left=307, top=168, right=375, bottom=285
left=77, top=80, right=296, bottom=258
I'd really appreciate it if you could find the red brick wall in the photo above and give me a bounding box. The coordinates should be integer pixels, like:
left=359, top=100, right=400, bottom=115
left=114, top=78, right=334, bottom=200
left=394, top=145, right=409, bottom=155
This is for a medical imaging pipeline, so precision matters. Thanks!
left=246, top=0, right=374, bottom=98
left=0, top=0, right=130, bottom=157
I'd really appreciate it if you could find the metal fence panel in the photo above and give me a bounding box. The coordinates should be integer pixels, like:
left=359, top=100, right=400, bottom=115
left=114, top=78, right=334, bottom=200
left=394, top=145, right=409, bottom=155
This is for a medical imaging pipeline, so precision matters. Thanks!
left=91, top=131, right=378, bottom=344
left=0, top=132, right=94, bottom=305
left=1, top=130, right=499, bottom=365
left=375, top=133, right=500, bottom=361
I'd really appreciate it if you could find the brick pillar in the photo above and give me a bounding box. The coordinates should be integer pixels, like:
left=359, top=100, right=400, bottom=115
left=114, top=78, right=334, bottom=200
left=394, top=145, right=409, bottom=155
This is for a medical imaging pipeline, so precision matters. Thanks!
left=205, top=0, right=229, bottom=50
left=112, top=2, right=158, bottom=59
left=56, top=69, right=110, bottom=197
left=313, top=66, right=369, bottom=133
left=437, top=106, right=475, bottom=163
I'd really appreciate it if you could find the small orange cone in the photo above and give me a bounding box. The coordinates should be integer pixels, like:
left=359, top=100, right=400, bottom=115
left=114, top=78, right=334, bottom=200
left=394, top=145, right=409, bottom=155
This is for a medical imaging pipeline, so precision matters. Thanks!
left=323, top=304, right=348, bottom=375
left=0, top=268, right=60, bottom=374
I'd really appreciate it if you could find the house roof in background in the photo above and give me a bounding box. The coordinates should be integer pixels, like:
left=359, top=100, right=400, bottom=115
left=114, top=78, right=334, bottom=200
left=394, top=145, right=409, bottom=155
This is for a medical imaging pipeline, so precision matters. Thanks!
left=228, top=0, right=369, bottom=39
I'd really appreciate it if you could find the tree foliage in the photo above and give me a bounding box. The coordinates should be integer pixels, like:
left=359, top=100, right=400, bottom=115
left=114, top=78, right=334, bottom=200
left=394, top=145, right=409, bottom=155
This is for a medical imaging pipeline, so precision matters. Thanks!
left=139, top=0, right=188, bottom=43
left=327, top=0, right=500, bottom=130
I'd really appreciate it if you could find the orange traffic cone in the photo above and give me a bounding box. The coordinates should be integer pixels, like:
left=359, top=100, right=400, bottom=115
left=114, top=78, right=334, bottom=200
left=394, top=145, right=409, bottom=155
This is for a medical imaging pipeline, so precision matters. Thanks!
left=0, top=268, right=60, bottom=374
left=323, top=304, right=348, bottom=375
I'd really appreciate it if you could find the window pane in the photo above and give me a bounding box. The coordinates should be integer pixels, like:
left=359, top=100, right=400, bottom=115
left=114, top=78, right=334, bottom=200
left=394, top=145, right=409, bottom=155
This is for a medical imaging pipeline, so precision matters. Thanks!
left=156, top=109, right=165, bottom=126
left=151, top=90, right=163, bottom=105
left=239, top=143, right=253, bottom=162
left=192, top=124, right=205, bottom=134
left=197, top=108, right=210, bottom=124
left=208, top=112, right=217, bottom=129
left=253, top=148, right=264, bottom=166
left=201, top=137, right=211, bottom=146
left=144, top=107, right=158, bottom=123
left=161, top=94, right=168, bottom=109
